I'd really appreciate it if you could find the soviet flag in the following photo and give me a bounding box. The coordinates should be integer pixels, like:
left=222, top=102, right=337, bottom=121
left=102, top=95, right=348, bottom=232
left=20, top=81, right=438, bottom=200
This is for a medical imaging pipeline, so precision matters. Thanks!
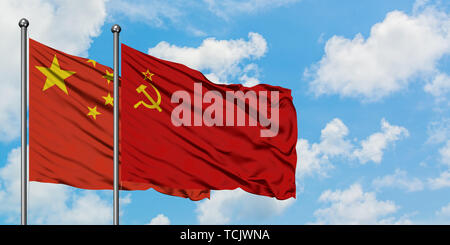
left=121, top=44, right=297, bottom=200
left=28, top=39, right=209, bottom=200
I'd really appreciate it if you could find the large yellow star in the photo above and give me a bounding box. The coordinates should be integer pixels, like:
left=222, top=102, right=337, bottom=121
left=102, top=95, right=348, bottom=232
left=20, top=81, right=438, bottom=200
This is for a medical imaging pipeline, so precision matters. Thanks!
left=102, top=93, right=114, bottom=106
left=103, top=70, right=114, bottom=84
left=35, top=55, right=75, bottom=95
left=87, top=106, right=101, bottom=120
left=142, top=69, right=154, bottom=81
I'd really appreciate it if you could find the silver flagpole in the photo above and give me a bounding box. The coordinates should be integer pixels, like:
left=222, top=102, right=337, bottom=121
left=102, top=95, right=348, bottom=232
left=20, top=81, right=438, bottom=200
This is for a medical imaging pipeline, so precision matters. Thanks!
left=19, top=18, right=29, bottom=226
left=111, top=24, right=121, bottom=226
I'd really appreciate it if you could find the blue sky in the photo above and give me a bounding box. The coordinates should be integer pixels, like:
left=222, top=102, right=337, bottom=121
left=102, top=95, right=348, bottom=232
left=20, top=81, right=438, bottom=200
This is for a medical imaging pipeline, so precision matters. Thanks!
left=1, top=0, right=450, bottom=225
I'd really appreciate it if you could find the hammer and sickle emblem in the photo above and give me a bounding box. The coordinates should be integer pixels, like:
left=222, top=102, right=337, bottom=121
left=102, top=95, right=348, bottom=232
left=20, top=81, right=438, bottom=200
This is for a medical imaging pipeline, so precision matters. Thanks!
left=133, top=83, right=162, bottom=112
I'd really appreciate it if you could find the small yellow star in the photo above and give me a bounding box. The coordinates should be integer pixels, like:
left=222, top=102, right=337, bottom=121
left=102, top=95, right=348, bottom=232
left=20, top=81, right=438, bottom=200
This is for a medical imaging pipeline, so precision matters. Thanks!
left=87, top=106, right=101, bottom=120
left=103, top=70, right=114, bottom=84
left=87, top=59, right=96, bottom=67
left=35, top=55, right=75, bottom=95
left=142, top=69, right=154, bottom=81
left=102, top=93, right=114, bottom=106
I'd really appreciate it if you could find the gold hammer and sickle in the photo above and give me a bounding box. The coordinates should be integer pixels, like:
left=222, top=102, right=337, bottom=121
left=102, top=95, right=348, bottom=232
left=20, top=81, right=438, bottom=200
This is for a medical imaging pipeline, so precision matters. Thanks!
left=133, top=83, right=162, bottom=112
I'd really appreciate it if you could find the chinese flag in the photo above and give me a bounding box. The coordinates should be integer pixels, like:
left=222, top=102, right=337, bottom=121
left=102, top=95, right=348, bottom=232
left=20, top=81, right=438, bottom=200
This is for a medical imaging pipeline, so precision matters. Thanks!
left=121, top=44, right=297, bottom=200
left=29, top=39, right=209, bottom=201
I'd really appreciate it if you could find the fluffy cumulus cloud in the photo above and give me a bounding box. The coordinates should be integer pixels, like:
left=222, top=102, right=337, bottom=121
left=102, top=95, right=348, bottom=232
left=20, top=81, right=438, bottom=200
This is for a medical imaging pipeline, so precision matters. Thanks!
left=0, top=0, right=107, bottom=142
left=439, top=140, right=450, bottom=166
left=428, top=170, right=450, bottom=190
left=296, top=139, right=333, bottom=179
left=352, top=119, right=409, bottom=164
left=147, top=214, right=171, bottom=225
left=305, top=5, right=450, bottom=101
left=424, top=72, right=450, bottom=100
left=0, top=147, right=122, bottom=224
left=296, top=118, right=351, bottom=178
left=148, top=32, right=267, bottom=85
left=436, top=203, right=450, bottom=217
left=297, top=118, right=408, bottom=178
left=312, top=184, right=411, bottom=224
left=372, top=169, right=424, bottom=192
left=195, top=189, right=295, bottom=225
left=318, top=118, right=353, bottom=157
left=203, top=0, right=300, bottom=20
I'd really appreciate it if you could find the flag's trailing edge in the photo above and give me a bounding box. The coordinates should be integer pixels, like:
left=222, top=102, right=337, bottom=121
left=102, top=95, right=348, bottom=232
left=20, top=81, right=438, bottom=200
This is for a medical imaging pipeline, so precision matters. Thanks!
left=121, top=44, right=298, bottom=200
left=28, top=38, right=209, bottom=201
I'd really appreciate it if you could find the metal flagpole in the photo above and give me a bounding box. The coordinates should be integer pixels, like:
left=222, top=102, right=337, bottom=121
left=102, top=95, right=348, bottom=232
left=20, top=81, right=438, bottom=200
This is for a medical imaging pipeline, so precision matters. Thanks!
left=19, top=18, right=29, bottom=226
left=111, top=24, right=121, bottom=226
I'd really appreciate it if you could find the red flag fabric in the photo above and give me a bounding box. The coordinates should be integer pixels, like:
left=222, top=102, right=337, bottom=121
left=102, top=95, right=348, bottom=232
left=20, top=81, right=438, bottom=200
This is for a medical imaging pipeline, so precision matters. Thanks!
left=29, top=39, right=209, bottom=201
left=121, top=44, right=298, bottom=200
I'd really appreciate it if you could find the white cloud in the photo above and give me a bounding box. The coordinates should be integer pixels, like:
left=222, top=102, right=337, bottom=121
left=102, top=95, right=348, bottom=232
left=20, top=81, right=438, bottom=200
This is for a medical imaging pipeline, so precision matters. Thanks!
left=296, top=139, right=333, bottom=178
left=239, top=63, right=262, bottom=87
left=0, top=147, right=124, bottom=224
left=305, top=6, right=450, bottom=101
left=428, top=170, right=450, bottom=189
left=108, top=0, right=300, bottom=35
left=424, top=72, right=450, bottom=99
left=203, top=0, right=300, bottom=20
left=148, top=32, right=267, bottom=85
left=413, top=0, right=431, bottom=13
left=436, top=203, right=450, bottom=217
left=0, top=85, right=20, bottom=142
left=107, top=0, right=182, bottom=28
left=196, top=188, right=294, bottom=225
left=296, top=118, right=351, bottom=178
left=427, top=121, right=450, bottom=188
left=426, top=141, right=450, bottom=190
left=372, top=169, right=424, bottom=192
left=240, top=74, right=261, bottom=87
left=45, top=191, right=112, bottom=225
left=0, top=0, right=107, bottom=142
left=148, top=214, right=170, bottom=225
left=312, top=184, right=411, bottom=224
left=318, top=118, right=353, bottom=156
left=297, top=118, right=408, bottom=178
left=427, top=118, right=450, bottom=144
left=352, top=119, right=409, bottom=164
left=439, top=140, right=450, bottom=166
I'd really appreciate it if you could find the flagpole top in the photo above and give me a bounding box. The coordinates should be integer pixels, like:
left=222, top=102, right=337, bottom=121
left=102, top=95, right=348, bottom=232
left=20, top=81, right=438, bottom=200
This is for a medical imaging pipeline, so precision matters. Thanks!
left=111, top=24, right=121, bottom=33
left=18, top=18, right=29, bottom=28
